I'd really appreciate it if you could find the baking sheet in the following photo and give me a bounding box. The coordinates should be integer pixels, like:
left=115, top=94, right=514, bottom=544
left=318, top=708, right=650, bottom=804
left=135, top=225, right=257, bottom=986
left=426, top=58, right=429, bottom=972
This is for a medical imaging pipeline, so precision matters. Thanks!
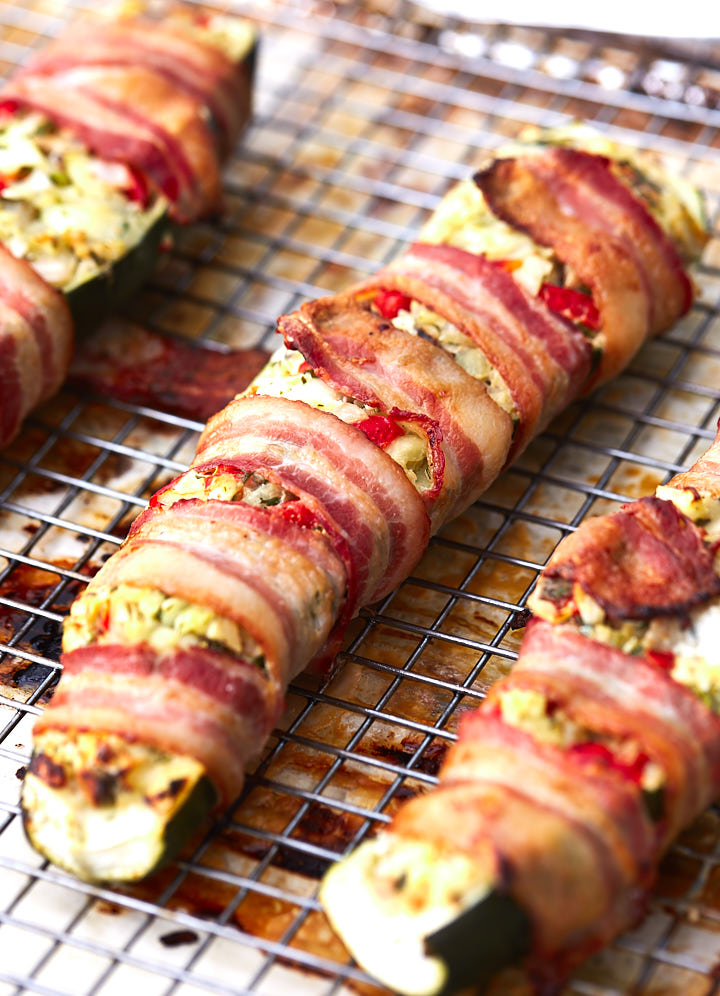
left=1, top=2, right=720, bottom=994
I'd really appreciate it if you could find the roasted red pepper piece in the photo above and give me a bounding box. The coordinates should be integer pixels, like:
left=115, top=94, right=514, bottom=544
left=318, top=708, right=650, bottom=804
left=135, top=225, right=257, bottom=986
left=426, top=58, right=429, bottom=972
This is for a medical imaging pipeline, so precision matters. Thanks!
left=160, top=174, right=180, bottom=203
left=355, top=414, right=405, bottom=449
left=374, top=288, right=412, bottom=320
left=0, top=99, right=19, bottom=119
left=279, top=501, right=320, bottom=530
left=645, top=648, right=675, bottom=671
left=123, top=166, right=150, bottom=208
left=569, top=741, right=649, bottom=784
left=539, top=283, right=602, bottom=331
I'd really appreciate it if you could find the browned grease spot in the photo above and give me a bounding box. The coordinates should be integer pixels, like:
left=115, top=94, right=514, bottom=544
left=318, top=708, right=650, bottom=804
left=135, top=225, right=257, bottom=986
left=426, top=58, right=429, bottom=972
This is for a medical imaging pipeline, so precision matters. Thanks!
left=656, top=850, right=704, bottom=900
left=158, top=929, right=199, bottom=948
left=0, top=561, right=90, bottom=697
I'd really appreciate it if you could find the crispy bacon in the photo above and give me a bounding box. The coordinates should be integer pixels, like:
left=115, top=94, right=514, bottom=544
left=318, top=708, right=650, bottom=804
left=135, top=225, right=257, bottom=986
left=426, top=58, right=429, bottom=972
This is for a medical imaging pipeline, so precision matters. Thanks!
left=36, top=659, right=275, bottom=805
left=447, top=711, right=654, bottom=942
left=151, top=462, right=359, bottom=672
left=278, top=291, right=513, bottom=525
left=70, top=321, right=269, bottom=421
left=61, top=643, right=281, bottom=735
left=475, top=150, right=690, bottom=385
left=376, top=449, right=720, bottom=979
left=512, top=619, right=720, bottom=836
left=390, top=779, right=646, bottom=970
left=540, top=496, right=720, bottom=621
left=195, top=395, right=431, bottom=604
left=353, top=242, right=591, bottom=459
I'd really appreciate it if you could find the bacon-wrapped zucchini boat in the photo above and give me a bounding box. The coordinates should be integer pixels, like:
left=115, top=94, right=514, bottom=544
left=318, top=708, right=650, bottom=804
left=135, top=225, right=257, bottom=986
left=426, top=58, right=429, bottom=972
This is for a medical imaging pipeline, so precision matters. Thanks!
left=21, top=127, right=707, bottom=885
left=320, top=431, right=720, bottom=989
left=0, top=8, right=256, bottom=449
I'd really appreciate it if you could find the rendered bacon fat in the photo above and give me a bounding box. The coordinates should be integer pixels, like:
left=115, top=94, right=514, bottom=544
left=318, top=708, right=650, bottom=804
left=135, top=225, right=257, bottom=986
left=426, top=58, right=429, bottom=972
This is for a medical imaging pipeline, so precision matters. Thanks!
left=0, top=9, right=256, bottom=449
left=21, top=127, right=708, bottom=888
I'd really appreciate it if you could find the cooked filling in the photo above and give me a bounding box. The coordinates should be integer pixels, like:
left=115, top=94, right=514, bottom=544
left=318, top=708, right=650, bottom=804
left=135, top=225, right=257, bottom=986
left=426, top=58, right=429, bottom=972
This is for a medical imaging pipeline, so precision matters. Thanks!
left=644, top=607, right=720, bottom=711
left=509, top=123, right=707, bottom=264
left=63, top=584, right=265, bottom=667
left=421, top=177, right=557, bottom=296
left=420, top=175, right=602, bottom=335
left=533, top=586, right=720, bottom=716
left=155, top=466, right=295, bottom=512
left=170, top=9, right=256, bottom=63
left=389, top=300, right=518, bottom=419
left=244, top=346, right=433, bottom=491
left=0, top=110, right=166, bottom=291
left=497, top=687, right=665, bottom=801
left=656, top=483, right=720, bottom=542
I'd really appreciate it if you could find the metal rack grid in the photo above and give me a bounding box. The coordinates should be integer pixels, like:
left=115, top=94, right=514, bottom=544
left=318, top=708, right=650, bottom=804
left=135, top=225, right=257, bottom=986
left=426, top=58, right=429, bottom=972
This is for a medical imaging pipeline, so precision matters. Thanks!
left=0, top=1, right=720, bottom=994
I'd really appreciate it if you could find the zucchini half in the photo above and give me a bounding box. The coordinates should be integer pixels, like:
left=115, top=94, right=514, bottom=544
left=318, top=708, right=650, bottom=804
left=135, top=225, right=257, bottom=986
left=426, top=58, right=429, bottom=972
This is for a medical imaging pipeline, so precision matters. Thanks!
left=319, top=832, right=530, bottom=996
left=22, top=730, right=216, bottom=883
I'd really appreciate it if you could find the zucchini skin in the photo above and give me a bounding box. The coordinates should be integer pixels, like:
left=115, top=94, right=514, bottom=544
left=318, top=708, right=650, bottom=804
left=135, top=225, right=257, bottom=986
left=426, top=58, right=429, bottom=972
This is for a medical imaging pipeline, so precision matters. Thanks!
left=65, top=207, right=171, bottom=335
left=425, top=892, right=531, bottom=995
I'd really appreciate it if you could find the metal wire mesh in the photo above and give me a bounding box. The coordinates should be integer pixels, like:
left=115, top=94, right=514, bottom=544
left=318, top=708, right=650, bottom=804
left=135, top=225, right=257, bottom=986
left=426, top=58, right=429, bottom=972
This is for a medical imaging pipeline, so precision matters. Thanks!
left=1, top=1, right=720, bottom=993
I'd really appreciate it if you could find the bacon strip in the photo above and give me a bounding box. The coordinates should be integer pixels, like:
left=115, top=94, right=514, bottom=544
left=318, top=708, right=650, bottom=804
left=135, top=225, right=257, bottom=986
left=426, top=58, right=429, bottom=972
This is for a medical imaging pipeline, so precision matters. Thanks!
left=476, top=150, right=690, bottom=385
left=16, top=17, right=250, bottom=154
left=509, top=619, right=720, bottom=837
left=390, top=781, right=646, bottom=969
left=90, top=498, right=347, bottom=690
left=278, top=292, right=514, bottom=526
left=36, top=663, right=274, bottom=805
left=370, top=431, right=720, bottom=979
left=444, top=711, right=654, bottom=955
left=195, top=395, right=431, bottom=604
left=4, top=68, right=218, bottom=221
left=354, top=242, right=592, bottom=458
left=0, top=245, right=73, bottom=449
left=540, top=495, right=720, bottom=621
left=151, top=465, right=359, bottom=669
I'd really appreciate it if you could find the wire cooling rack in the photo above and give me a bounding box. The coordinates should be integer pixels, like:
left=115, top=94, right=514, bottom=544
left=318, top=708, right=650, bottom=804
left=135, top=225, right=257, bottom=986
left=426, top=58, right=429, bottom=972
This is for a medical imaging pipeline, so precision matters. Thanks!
left=1, top=1, right=720, bottom=994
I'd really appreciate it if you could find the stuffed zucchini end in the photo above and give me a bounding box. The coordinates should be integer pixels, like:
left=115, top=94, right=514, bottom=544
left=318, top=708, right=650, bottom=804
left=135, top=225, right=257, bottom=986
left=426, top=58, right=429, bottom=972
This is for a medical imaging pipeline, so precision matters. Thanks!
left=319, top=831, right=530, bottom=996
left=21, top=730, right=217, bottom=883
